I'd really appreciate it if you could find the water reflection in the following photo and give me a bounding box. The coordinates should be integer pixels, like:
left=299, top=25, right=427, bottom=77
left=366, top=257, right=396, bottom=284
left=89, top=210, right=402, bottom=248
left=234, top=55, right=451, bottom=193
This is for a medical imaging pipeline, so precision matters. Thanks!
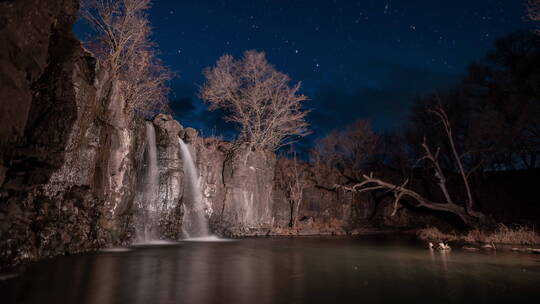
left=1, top=237, right=539, bottom=304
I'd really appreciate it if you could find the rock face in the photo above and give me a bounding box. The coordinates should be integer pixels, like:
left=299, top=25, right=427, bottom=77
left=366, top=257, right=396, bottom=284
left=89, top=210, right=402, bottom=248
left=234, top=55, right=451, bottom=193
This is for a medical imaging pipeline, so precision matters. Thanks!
left=185, top=137, right=277, bottom=236
left=272, top=159, right=364, bottom=236
left=218, top=147, right=276, bottom=236
left=153, top=114, right=184, bottom=239
left=0, top=0, right=78, bottom=159
left=132, top=114, right=184, bottom=241
left=186, top=135, right=365, bottom=237
left=0, top=0, right=145, bottom=269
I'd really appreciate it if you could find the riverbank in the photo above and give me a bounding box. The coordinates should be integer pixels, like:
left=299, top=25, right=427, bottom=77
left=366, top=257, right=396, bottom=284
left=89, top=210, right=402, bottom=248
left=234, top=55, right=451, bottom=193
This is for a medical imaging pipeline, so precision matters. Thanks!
left=417, top=224, right=540, bottom=253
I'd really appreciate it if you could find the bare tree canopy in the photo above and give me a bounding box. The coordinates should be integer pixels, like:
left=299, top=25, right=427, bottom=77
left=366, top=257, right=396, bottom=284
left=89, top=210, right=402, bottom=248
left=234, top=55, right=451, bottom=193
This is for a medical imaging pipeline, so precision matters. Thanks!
left=200, top=50, right=310, bottom=151
left=312, top=120, right=379, bottom=181
left=81, top=0, right=172, bottom=117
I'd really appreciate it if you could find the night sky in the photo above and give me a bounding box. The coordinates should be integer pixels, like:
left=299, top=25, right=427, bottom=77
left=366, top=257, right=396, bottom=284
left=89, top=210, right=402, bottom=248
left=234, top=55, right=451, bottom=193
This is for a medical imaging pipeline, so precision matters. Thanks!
left=77, top=0, right=534, bottom=151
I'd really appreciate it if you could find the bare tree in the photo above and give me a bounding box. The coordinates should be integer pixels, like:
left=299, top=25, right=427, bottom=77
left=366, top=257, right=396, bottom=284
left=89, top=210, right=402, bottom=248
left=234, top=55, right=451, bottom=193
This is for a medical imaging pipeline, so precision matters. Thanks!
left=337, top=106, right=486, bottom=227
left=200, top=50, right=310, bottom=151
left=312, top=120, right=378, bottom=182
left=81, top=0, right=171, bottom=117
left=275, top=154, right=309, bottom=228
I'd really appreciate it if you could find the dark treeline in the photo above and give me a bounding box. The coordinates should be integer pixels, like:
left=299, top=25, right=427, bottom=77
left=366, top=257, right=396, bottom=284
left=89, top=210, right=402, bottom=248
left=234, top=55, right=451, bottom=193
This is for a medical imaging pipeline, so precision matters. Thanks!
left=298, top=31, right=540, bottom=227
left=313, top=31, right=540, bottom=176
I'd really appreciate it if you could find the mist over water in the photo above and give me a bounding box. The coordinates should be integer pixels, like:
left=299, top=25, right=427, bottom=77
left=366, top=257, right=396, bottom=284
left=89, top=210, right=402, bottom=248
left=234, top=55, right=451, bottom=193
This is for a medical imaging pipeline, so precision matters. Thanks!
left=179, top=138, right=211, bottom=238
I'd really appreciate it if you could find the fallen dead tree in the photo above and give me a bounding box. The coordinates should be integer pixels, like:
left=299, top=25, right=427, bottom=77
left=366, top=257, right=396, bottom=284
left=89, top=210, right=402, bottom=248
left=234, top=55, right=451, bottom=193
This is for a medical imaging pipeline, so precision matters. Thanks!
left=336, top=104, right=487, bottom=227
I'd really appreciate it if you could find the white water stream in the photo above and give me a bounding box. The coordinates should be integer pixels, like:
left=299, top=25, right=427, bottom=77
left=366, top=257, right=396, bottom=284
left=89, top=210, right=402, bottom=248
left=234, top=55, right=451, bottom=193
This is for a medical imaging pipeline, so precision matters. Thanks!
left=135, top=122, right=160, bottom=242
left=179, top=138, right=212, bottom=238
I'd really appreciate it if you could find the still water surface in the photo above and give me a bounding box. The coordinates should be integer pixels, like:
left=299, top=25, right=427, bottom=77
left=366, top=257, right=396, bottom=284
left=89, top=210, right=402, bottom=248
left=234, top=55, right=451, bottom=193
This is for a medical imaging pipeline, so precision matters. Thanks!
left=1, top=236, right=539, bottom=304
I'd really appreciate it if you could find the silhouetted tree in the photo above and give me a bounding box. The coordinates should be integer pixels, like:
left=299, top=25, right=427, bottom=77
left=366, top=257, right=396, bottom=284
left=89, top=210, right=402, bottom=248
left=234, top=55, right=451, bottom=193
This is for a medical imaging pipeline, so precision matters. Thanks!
left=339, top=106, right=487, bottom=227
left=405, top=91, right=478, bottom=172
left=200, top=50, right=310, bottom=151
left=373, top=131, right=412, bottom=176
left=465, top=32, right=540, bottom=169
left=311, top=120, right=379, bottom=182
left=403, top=32, right=540, bottom=171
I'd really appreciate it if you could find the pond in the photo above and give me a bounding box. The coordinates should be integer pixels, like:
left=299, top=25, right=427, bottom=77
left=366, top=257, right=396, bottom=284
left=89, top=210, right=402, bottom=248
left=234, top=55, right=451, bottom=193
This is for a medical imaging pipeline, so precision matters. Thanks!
left=1, top=235, right=539, bottom=304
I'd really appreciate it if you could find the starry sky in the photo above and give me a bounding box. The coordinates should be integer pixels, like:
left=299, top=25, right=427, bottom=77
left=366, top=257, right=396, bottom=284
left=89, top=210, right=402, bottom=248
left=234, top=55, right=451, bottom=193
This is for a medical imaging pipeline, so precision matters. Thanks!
left=77, top=0, right=534, bottom=152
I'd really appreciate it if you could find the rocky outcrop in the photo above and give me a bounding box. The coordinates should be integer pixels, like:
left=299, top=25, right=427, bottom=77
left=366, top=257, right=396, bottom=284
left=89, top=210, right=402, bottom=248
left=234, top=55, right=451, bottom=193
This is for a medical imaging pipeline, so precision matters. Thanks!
left=217, top=147, right=276, bottom=236
left=272, top=160, right=363, bottom=236
left=190, top=138, right=275, bottom=236
left=185, top=134, right=364, bottom=237
left=0, top=0, right=79, bottom=164
left=153, top=114, right=184, bottom=239
left=0, top=0, right=145, bottom=269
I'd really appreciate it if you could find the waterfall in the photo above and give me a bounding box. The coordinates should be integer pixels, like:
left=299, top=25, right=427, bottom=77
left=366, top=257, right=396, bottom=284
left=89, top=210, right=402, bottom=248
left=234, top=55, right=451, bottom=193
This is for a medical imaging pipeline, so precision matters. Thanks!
left=135, top=122, right=160, bottom=242
left=145, top=122, right=159, bottom=212
left=179, top=138, right=211, bottom=238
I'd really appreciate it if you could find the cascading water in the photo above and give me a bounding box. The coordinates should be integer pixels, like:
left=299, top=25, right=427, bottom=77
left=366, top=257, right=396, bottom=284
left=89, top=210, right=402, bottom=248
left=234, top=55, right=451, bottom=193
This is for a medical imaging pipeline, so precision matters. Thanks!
left=135, top=122, right=160, bottom=242
left=179, top=138, right=212, bottom=238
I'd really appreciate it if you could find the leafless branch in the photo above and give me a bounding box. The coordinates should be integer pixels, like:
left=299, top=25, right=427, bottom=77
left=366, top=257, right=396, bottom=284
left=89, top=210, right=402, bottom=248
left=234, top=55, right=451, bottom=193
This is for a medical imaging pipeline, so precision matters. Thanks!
left=336, top=105, right=487, bottom=226
left=429, top=103, right=478, bottom=217
left=81, top=0, right=172, bottom=117
left=336, top=173, right=478, bottom=226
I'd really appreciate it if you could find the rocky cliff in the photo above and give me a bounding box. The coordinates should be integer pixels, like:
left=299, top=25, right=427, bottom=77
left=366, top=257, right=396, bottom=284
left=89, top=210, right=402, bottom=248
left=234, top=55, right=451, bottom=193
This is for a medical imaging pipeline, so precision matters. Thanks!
left=148, top=119, right=365, bottom=238
left=0, top=0, right=145, bottom=269
left=133, top=114, right=185, bottom=240
left=173, top=130, right=377, bottom=237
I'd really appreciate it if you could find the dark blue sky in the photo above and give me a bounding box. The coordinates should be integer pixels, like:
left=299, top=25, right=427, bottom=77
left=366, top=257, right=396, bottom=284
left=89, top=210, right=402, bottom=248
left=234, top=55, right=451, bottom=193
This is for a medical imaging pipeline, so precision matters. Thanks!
left=77, top=0, right=534, bottom=150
